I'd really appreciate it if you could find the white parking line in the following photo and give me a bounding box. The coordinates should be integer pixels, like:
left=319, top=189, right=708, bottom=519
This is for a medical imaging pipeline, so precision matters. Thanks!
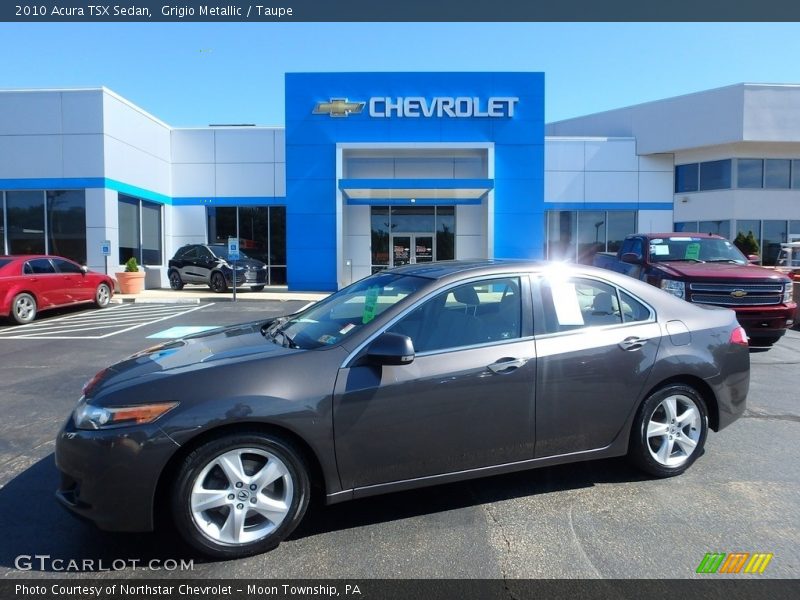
left=0, top=303, right=214, bottom=339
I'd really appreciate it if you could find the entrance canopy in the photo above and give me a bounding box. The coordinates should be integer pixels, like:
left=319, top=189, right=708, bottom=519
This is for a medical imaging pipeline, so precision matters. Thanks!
left=339, top=178, right=494, bottom=204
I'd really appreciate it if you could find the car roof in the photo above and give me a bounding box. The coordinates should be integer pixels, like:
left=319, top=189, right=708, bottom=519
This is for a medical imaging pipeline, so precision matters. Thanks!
left=642, top=232, right=723, bottom=239
left=0, top=254, right=63, bottom=261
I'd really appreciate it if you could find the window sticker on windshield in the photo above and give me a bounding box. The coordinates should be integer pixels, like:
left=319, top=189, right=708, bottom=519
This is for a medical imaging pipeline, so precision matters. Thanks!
left=550, top=281, right=584, bottom=326
left=318, top=334, right=337, bottom=345
left=339, top=323, right=356, bottom=335
left=362, top=285, right=380, bottom=324
left=685, top=242, right=701, bottom=260
left=652, top=245, right=669, bottom=256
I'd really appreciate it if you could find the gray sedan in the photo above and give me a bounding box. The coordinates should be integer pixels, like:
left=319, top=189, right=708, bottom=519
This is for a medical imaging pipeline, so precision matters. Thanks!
left=55, top=260, right=749, bottom=558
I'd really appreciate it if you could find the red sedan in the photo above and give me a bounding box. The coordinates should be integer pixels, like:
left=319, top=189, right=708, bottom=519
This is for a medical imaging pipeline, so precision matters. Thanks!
left=0, top=255, right=114, bottom=324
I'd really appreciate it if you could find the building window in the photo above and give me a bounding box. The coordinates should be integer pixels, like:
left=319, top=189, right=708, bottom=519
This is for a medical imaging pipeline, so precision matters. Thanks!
left=206, top=205, right=286, bottom=285
left=737, top=159, right=763, bottom=189
left=765, top=159, right=791, bottom=189
left=1, top=190, right=86, bottom=263
left=699, top=159, right=731, bottom=191
left=6, top=191, right=46, bottom=255
left=118, top=194, right=163, bottom=265
left=47, top=190, right=86, bottom=264
left=762, top=220, right=787, bottom=266
left=674, top=164, right=699, bottom=193
left=546, top=210, right=637, bottom=263
left=698, top=220, right=731, bottom=240
left=793, top=161, right=800, bottom=189
left=674, top=221, right=699, bottom=233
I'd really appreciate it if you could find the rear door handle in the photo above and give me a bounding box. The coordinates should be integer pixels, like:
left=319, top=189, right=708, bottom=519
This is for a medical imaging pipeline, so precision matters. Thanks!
left=487, top=357, right=528, bottom=374
left=619, top=336, right=648, bottom=351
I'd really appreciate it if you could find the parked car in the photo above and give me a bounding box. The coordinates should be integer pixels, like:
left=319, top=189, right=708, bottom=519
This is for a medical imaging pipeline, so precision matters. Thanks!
left=0, top=255, right=114, bottom=324
left=167, top=244, right=267, bottom=292
left=593, top=233, right=796, bottom=346
left=56, top=260, right=749, bottom=558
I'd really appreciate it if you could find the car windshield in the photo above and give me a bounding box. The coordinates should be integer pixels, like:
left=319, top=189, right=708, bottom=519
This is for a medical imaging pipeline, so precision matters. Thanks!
left=649, top=237, right=747, bottom=264
left=265, top=272, right=429, bottom=350
left=208, top=244, right=250, bottom=260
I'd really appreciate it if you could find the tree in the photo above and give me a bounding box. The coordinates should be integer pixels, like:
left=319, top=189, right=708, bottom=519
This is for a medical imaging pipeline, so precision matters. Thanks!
left=733, top=231, right=759, bottom=256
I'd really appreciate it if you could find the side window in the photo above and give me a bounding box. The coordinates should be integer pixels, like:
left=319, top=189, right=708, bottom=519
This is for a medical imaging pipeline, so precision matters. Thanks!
left=28, top=259, right=57, bottom=274
left=52, top=259, right=82, bottom=274
left=540, top=277, right=622, bottom=333
left=23, top=262, right=33, bottom=275
left=619, top=290, right=651, bottom=323
left=388, top=277, right=522, bottom=353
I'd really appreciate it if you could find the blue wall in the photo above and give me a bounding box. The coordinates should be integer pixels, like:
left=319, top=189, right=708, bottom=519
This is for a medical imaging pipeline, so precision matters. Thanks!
left=285, top=72, right=544, bottom=291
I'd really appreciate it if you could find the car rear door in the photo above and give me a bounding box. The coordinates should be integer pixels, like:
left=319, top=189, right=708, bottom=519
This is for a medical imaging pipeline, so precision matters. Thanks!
left=333, top=275, right=537, bottom=490
left=532, top=275, right=661, bottom=457
left=23, top=258, right=62, bottom=307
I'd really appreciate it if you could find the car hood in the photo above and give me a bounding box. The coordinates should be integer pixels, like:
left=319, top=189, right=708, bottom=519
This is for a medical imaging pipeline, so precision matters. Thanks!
left=655, top=261, right=789, bottom=282
left=219, top=258, right=266, bottom=269
left=83, top=319, right=294, bottom=397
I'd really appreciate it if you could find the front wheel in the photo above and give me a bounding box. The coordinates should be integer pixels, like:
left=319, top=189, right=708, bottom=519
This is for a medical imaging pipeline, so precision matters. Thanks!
left=11, top=293, right=37, bottom=324
left=210, top=272, right=227, bottom=293
left=95, top=283, right=111, bottom=308
left=169, top=270, right=184, bottom=291
left=251, top=285, right=265, bottom=292
left=629, top=384, right=708, bottom=478
left=171, top=433, right=310, bottom=559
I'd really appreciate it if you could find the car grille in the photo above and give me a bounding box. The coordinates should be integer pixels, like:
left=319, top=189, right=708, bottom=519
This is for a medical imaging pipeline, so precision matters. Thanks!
left=688, top=282, right=784, bottom=306
left=243, top=270, right=267, bottom=283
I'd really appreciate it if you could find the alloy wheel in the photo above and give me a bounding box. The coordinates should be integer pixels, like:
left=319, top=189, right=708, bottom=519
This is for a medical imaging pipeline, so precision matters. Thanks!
left=646, top=394, right=702, bottom=467
left=189, top=448, right=294, bottom=545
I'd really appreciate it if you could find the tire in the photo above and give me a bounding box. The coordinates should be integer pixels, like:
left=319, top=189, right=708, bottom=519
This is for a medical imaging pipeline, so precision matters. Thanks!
left=169, top=270, right=185, bottom=291
left=251, top=285, right=265, bottom=292
left=11, top=293, right=37, bottom=325
left=95, top=283, right=112, bottom=308
left=629, top=384, right=708, bottom=478
left=171, top=433, right=310, bottom=559
left=210, top=272, right=227, bottom=293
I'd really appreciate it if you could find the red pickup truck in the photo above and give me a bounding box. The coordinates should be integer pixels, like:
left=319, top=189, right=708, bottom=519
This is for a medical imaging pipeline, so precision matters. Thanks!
left=593, top=232, right=796, bottom=346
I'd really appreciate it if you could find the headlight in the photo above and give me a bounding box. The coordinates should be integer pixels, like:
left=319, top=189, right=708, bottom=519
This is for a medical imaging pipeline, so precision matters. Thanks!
left=784, top=282, right=794, bottom=303
left=660, top=279, right=686, bottom=299
left=73, top=396, right=178, bottom=430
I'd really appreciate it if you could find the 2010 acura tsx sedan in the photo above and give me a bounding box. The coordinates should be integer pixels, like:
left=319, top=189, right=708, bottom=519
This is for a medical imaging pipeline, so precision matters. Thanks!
left=55, top=260, right=749, bottom=558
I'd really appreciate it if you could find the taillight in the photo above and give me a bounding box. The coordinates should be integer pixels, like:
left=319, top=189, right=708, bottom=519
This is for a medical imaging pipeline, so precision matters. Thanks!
left=730, top=326, right=749, bottom=346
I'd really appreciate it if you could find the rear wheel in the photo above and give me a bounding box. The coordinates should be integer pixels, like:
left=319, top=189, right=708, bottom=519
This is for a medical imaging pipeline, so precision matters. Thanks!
left=95, top=283, right=111, bottom=308
left=11, top=293, right=37, bottom=324
left=169, top=270, right=184, bottom=291
left=210, top=272, right=227, bottom=293
left=629, top=384, right=708, bottom=477
left=171, top=433, right=310, bottom=559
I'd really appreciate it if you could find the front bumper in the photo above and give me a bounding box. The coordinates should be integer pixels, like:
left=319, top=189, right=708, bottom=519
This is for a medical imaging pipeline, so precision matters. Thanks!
left=54, top=417, right=180, bottom=532
left=224, top=269, right=267, bottom=287
left=734, top=303, right=797, bottom=338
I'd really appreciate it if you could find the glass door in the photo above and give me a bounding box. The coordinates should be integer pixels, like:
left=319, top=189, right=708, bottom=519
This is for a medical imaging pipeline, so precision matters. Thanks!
left=391, top=233, right=434, bottom=266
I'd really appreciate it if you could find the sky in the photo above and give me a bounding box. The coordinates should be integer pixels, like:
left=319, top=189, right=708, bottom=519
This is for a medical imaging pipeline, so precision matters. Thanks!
left=1, top=22, right=800, bottom=127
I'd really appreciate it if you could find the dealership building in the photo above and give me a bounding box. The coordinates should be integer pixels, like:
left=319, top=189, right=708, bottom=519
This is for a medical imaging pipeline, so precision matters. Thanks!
left=1, top=73, right=799, bottom=291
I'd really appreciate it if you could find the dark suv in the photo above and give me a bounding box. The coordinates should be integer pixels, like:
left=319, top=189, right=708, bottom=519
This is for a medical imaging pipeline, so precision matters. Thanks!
left=168, top=244, right=267, bottom=292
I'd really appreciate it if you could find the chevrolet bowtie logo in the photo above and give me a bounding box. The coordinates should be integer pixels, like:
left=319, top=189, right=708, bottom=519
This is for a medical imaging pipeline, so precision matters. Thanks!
left=313, top=98, right=365, bottom=117
left=731, top=290, right=748, bottom=298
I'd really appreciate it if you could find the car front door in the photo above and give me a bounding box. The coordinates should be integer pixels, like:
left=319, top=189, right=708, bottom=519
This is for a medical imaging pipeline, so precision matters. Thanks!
left=333, top=276, right=536, bottom=490
left=179, top=247, right=203, bottom=282
left=532, top=275, right=661, bottom=458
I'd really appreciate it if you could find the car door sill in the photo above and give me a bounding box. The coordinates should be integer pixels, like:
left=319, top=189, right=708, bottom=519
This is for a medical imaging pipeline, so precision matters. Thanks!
left=325, top=444, right=622, bottom=505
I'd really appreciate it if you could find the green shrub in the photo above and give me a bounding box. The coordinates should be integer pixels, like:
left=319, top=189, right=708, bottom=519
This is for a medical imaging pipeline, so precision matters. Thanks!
left=124, top=257, right=140, bottom=272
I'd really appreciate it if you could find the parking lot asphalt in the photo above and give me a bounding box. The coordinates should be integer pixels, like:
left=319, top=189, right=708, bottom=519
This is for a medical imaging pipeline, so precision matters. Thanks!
left=0, top=301, right=798, bottom=580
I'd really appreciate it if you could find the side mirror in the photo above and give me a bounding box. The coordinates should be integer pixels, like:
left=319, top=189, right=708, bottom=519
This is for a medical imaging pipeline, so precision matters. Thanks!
left=366, top=332, right=415, bottom=366
left=747, top=254, right=760, bottom=264
left=621, top=252, right=643, bottom=265
left=80, top=265, right=89, bottom=274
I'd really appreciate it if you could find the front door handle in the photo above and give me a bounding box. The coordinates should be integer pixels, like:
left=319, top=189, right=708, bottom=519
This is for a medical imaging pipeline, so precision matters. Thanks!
left=619, top=336, right=648, bottom=351
left=487, top=357, right=528, bottom=374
